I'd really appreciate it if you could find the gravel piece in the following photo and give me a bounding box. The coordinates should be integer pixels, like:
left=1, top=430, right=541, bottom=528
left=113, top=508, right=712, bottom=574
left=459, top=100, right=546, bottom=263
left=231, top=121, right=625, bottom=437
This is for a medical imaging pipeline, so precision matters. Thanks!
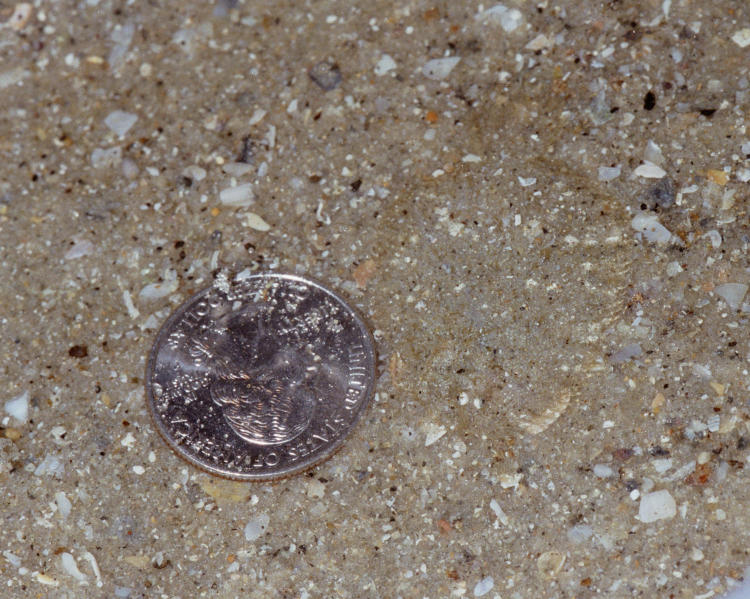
left=634, top=162, right=667, bottom=178
left=5, top=391, right=29, bottom=422
left=639, top=490, right=676, bottom=522
left=244, top=212, right=271, bottom=231
left=422, top=57, right=461, bottom=80
left=598, top=165, right=621, bottom=181
left=90, top=147, right=122, bottom=168
left=374, top=54, right=397, bottom=76
left=244, top=514, right=270, bottom=541
left=715, top=283, right=748, bottom=311
left=476, top=4, right=523, bottom=32
left=473, top=576, right=494, bottom=596
left=732, top=28, right=750, bottom=48
left=309, top=60, right=342, bottom=90
left=631, top=213, right=672, bottom=244
left=219, top=183, right=255, bottom=207
left=645, top=177, right=675, bottom=208
left=104, top=110, right=138, bottom=137
left=610, top=343, right=643, bottom=364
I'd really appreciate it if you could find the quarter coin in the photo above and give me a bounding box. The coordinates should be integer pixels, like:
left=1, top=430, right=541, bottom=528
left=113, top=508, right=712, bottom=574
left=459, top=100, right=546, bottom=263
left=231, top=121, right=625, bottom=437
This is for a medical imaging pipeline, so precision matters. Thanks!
left=145, top=273, right=376, bottom=480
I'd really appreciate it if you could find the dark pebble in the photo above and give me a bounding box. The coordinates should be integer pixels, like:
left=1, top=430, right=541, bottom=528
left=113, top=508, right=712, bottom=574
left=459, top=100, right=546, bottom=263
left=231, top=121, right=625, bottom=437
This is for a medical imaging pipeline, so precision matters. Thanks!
left=309, top=60, right=342, bottom=91
left=68, top=344, right=88, bottom=358
left=646, top=177, right=675, bottom=208
left=643, top=91, right=656, bottom=110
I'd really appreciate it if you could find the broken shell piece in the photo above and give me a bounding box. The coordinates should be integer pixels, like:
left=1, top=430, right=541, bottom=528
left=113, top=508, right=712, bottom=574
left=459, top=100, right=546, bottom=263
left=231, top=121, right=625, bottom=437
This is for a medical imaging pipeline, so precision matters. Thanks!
left=537, top=551, right=566, bottom=579
left=8, top=3, right=33, bottom=31
left=517, top=391, right=571, bottom=434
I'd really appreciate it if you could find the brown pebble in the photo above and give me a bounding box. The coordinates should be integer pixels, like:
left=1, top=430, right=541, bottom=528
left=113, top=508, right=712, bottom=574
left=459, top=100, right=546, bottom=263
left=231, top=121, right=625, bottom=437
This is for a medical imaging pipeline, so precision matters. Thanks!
left=436, top=518, right=452, bottom=533
left=353, top=258, right=377, bottom=289
left=68, top=344, right=88, bottom=358
left=4, top=428, right=22, bottom=441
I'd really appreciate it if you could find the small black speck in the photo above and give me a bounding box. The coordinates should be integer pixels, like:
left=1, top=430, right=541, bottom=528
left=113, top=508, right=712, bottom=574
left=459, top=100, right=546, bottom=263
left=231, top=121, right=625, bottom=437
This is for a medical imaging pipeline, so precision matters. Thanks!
left=350, top=179, right=362, bottom=192
left=699, top=108, right=717, bottom=118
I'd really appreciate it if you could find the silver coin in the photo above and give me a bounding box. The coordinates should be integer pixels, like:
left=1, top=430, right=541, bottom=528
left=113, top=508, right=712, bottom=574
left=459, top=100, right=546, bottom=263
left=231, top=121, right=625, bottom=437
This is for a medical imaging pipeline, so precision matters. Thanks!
left=145, top=273, right=376, bottom=480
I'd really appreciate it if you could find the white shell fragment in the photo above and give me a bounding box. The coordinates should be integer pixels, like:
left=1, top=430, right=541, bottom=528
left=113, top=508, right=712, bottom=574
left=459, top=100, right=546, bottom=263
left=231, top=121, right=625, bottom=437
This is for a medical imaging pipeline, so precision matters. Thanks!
left=598, top=165, right=621, bottom=181
left=424, top=423, right=447, bottom=446
left=219, top=183, right=255, bottom=207
left=638, top=489, right=676, bottom=522
left=525, top=34, right=553, bottom=51
left=631, top=213, right=673, bottom=244
left=55, top=491, right=72, bottom=519
left=644, top=140, right=665, bottom=165
left=634, top=161, right=667, bottom=178
left=90, top=146, right=122, bottom=168
left=104, top=110, right=138, bottom=137
left=374, top=54, right=397, bottom=76
left=61, top=553, right=87, bottom=583
left=517, top=391, right=570, bottom=434
left=244, top=513, right=270, bottom=541
left=221, top=162, right=253, bottom=177
left=567, top=524, right=593, bottom=544
left=476, top=4, right=523, bottom=32
left=64, top=239, right=94, bottom=260
left=183, top=165, right=207, bottom=181
left=5, top=391, right=29, bottom=423
left=732, top=28, right=750, bottom=48
left=140, top=271, right=179, bottom=300
left=489, top=499, right=509, bottom=525
left=0, top=67, right=29, bottom=89
left=422, top=57, right=461, bottom=80
left=715, top=283, right=748, bottom=311
left=9, top=3, right=33, bottom=31
left=473, top=576, right=494, bottom=597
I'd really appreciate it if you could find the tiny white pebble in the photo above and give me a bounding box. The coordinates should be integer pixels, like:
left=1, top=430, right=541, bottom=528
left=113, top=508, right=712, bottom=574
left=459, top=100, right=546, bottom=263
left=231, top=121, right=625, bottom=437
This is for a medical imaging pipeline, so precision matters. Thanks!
left=148, top=451, right=156, bottom=463
left=244, top=514, right=270, bottom=541
left=245, top=212, right=271, bottom=231
left=731, top=28, right=750, bottom=48
left=104, top=110, right=138, bottom=138
left=133, top=465, right=145, bottom=475
left=639, top=489, right=676, bottom=522
left=5, top=391, right=29, bottom=423
left=219, top=183, right=255, bottom=207
left=120, top=432, right=136, bottom=449
left=633, top=161, right=667, bottom=178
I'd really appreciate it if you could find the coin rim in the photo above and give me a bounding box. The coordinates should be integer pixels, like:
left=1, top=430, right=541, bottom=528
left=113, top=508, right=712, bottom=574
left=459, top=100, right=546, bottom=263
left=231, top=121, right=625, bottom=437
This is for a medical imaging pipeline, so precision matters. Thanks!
left=144, top=272, right=377, bottom=481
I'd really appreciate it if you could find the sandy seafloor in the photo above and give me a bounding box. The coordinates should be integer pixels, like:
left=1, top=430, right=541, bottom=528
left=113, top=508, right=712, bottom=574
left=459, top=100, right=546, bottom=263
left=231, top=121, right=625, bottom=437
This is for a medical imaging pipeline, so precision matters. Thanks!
left=1, top=1, right=750, bottom=597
